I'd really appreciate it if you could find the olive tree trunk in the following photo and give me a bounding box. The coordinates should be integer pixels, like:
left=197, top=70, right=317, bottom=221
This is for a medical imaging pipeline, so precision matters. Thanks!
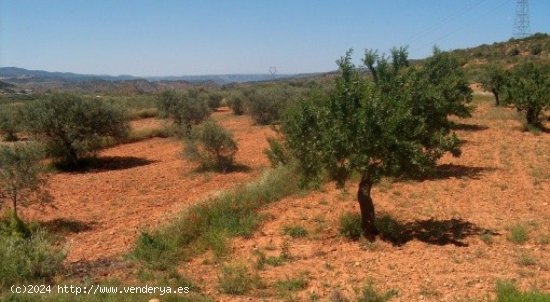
left=357, top=171, right=378, bottom=241
left=526, top=107, right=540, bottom=126
left=492, top=89, right=500, bottom=106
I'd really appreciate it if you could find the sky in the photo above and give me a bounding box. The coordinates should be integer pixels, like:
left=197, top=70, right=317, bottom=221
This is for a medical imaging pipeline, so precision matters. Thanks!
left=1, top=0, right=549, bottom=76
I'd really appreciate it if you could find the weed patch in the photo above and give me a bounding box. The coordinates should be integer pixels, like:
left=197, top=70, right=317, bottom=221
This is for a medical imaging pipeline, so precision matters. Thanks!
left=132, top=166, right=301, bottom=269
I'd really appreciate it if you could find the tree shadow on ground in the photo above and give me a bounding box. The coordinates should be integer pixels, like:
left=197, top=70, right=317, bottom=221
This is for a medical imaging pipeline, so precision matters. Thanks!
left=451, top=123, right=489, bottom=132
left=57, top=156, right=157, bottom=173
left=40, top=218, right=95, bottom=234
left=375, top=215, right=499, bottom=247
left=407, top=164, right=494, bottom=181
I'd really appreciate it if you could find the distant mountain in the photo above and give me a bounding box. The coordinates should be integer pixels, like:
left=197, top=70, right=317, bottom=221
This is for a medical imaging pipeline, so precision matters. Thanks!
left=0, top=67, right=313, bottom=85
left=0, top=67, right=141, bottom=82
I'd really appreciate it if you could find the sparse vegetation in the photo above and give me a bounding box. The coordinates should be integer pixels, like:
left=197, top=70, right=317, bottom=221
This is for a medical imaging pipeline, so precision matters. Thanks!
left=495, top=280, right=550, bottom=302
left=339, top=212, right=363, bottom=240
left=0, top=227, right=65, bottom=288
left=218, top=262, right=261, bottom=295
left=133, top=166, right=301, bottom=269
left=516, top=253, right=537, bottom=267
left=356, top=283, right=398, bottom=302
left=282, top=225, right=308, bottom=238
left=507, top=223, right=529, bottom=244
left=275, top=274, right=308, bottom=298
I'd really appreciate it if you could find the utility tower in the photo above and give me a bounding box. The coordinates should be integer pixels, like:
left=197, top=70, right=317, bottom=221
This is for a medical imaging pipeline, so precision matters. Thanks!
left=269, top=66, right=278, bottom=80
left=513, top=0, right=530, bottom=38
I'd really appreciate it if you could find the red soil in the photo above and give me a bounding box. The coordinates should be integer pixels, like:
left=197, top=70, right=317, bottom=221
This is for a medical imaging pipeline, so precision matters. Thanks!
left=181, top=102, right=550, bottom=301
left=23, top=110, right=275, bottom=262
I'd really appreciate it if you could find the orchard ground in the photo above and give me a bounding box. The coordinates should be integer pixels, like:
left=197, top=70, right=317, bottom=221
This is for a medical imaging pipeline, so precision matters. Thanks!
left=20, top=94, right=550, bottom=301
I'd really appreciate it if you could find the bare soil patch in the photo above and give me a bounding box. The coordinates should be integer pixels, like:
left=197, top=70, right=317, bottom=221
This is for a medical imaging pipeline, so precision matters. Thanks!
left=22, top=111, right=274, bottom=262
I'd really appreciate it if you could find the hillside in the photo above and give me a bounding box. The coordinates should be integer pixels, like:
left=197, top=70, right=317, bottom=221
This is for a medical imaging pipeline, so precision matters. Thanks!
left=449, top=32, right=550, bottom=81
left=0, top=80, right=16, bottom=94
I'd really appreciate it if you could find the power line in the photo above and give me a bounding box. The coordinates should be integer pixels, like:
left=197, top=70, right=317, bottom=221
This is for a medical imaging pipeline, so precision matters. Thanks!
left=403, top=0, right=489, bottom=48
left=407, top=0, right=510, bottom=56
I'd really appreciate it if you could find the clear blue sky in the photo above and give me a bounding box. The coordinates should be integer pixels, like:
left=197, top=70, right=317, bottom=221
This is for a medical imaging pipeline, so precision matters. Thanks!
left=1, top=0, right=549, bottom=76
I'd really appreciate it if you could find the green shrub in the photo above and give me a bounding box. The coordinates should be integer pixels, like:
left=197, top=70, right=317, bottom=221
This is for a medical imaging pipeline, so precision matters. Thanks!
left=248, top=88, right=289, bottom=125
left=0, top=105, right=22, bottom=141
left=127, top=108, right=158, bottom=120
left=264, top=137, right=291, bottom=167
left=157, top=90, right=211, bottom=131
left=356, top=283, right=397, bottom=302
left=227, top=92, right=245, bottom=115
left=218, top=263, right=260, bottom=295
left=531, top=44, right=543, bottom=55
left=206, top=92, right=223, bottom=110
left=0, top=228, right=65, bottom=288
left=509, top=48, right=520, bottom=56
left=339, top=212, right=363, bottom=240
left=0, top=143, right=45, bottom=220
left=283, top=225, right=308, bottom=238
left=507, top=224, right=529, bottom=244
left=25, top=93, right=129, bottom=166
left=184, top=120, right=238, bottom=172
left=275, top=275, right=308, bottom=297
left=502, top=62, right=550, bottom=127
left=496, top=280, right=550, bottom=302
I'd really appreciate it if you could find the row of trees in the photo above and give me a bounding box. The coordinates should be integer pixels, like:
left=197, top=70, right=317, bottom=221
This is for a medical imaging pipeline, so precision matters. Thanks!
left=482, top=62, right=550, bottom=127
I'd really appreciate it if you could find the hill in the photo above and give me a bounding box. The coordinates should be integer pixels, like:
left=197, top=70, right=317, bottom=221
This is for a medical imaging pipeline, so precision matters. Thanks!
left=0, top=67, right=311, bottom=86
left=449, top=32, right=550, bottom=81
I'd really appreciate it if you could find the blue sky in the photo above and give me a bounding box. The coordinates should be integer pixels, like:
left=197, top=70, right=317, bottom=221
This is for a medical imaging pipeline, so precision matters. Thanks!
left=1, top=0, right=549, bottom=76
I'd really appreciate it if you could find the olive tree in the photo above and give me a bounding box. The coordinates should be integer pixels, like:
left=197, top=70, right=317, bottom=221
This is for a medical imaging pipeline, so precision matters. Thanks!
left=157, top=90, right=211, bottom=131
left=184, top=120, right=238, bottom=172
left=282, top=48, right=471, bottom=240
left=503, top=62, right=550, bottom=127
left=227, top=92, right=245, bottom=115
left=25, top=93, right=129, bottom=166
left=481, top=64, right=508, bottom=106
left=0, top=105, right=22, bottom=142
left=248, top=87, right=291, bottom=125
left=206, top=91, right=224, bottom=110
left=0, top=143, right=45, bottom=220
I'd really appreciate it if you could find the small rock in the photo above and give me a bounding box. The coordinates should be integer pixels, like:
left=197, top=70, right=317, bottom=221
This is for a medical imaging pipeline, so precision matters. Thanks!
left=149, top=299, right=160, bottom=302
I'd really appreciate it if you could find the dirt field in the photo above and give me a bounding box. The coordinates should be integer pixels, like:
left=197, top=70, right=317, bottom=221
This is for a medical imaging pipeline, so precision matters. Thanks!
left=20, top=100, right=550, bottom=301
left=180, top=100, right=549, bottom=301
left=23, top=109, right=275, bottom=263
